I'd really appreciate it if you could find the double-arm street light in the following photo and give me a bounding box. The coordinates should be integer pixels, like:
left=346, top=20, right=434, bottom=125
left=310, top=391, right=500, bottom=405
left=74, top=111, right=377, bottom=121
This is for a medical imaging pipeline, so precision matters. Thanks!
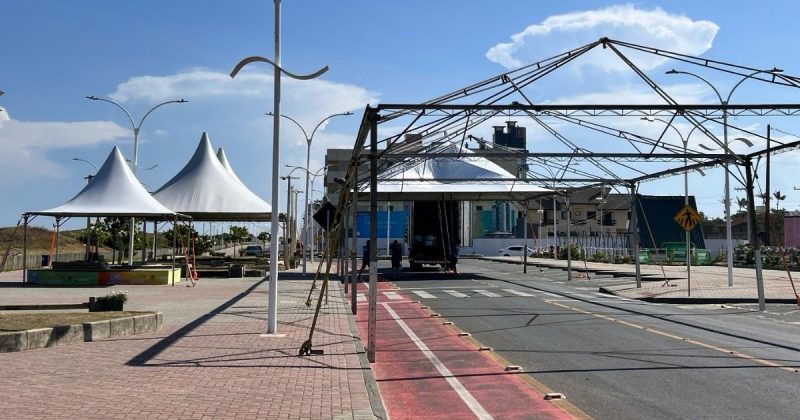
left=285, top=164, right=329, bottom=267
left=85, top=95, right=187, bottom=265
left=269, top=111, right=353, bottom=275
left=666, top=67, right=782, bottom=287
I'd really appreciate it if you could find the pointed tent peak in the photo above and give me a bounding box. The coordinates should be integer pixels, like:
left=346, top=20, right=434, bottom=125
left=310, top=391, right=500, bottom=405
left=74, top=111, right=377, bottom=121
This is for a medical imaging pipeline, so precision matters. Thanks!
left=31, top=145, right=177, bottom=217
left=153, top=132, right=272, bottom=220
left=216, top=146, right=245, bottom=186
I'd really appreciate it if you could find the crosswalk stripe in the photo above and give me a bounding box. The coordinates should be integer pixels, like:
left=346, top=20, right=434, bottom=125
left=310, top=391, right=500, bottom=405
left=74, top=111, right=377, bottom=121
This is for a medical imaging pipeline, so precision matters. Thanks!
left=474, top=289, right=501, bottom=298
left=384, top=291, right=402, bottom=300
left=503, top=289, right=535, bottom=297
left=413, top=290, right=437, bottom=299
left=444, top=290, right=469, bottom=298
left=357, top=294, right=366, bottom=302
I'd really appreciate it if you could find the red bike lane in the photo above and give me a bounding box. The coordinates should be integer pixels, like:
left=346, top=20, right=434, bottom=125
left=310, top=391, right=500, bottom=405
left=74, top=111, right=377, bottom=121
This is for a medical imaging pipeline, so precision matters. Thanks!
left=350, top=280, right=582, bottom=419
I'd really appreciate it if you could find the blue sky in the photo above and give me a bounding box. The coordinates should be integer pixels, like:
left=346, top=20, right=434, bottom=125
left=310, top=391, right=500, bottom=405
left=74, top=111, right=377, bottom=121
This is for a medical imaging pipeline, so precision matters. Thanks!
left=2, top=1, right=800, bottom=230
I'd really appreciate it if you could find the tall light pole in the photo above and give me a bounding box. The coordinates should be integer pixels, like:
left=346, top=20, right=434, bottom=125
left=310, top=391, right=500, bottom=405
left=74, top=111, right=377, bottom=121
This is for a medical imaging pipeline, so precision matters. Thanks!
left=229, top=0, right=328, bottom=335
left=699, top=137, right=755, bottom=243
left=270, top=111, right=352, bottom=275
left=666, top=67, right=782, bottom=287
left=282, top=167, right=302, bottom=268
left=85, top=95, right=187, bottom=265
left=286, top=164, right=329, bottom=266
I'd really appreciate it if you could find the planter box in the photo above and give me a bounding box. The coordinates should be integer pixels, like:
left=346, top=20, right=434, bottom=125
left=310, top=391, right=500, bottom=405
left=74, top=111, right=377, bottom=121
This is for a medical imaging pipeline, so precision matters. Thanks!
left=88, top=297, right=124, bottom=312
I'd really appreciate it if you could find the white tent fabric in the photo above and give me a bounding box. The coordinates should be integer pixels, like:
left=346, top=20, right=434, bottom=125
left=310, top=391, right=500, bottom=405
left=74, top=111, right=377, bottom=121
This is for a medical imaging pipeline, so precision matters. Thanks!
left=216, top=147, right=245, bottom=186
left=153, top=132, right=272, bottom=221
left=361, top=143, right=551, bottom=201
left=28, top=146, right=178, bottom=217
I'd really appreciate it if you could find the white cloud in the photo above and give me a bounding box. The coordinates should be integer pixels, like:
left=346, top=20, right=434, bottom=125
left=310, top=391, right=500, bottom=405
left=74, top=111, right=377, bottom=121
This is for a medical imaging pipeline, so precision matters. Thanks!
left=110, top=69, right=377, bottom=127
left=0, top=114, right=128, bottom=179
left=486, top=4, right=719, bottom=72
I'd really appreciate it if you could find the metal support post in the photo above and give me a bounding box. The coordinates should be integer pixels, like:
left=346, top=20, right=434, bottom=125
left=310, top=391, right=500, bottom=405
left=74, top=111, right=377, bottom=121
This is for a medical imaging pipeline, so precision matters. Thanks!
left=553, top=195, right=558, bottom=260
left=367, top=108, right=379, bottom=363
left=344, top=202, right=350, bottom=294
left=523, top=203, right=528, bottom=274
left=745, top=159, right=766, bottom=311
left=631, top=187, right=642, bottom=288
left=22, top=215, right=28, bottom=283
left=351, top=164, right=359, bottom=315
left=566, top=195, right=572, bottom=280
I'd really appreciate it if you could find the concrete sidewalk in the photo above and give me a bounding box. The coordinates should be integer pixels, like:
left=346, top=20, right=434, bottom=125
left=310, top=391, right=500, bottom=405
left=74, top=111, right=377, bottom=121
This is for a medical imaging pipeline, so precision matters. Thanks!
left=482, top=256, right=800, bottom=304
left=0, top=269, right=385, bottom=419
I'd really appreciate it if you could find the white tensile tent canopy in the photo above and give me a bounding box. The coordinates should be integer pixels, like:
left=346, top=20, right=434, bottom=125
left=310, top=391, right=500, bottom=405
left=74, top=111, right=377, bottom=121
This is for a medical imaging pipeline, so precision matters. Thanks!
left=153, top=132, right=273, bottom=222
left=27, top=146, right=179, bottom=218
left=217, top=146, right=246, bottom=187
left=360, top=143, right=552, bottom=201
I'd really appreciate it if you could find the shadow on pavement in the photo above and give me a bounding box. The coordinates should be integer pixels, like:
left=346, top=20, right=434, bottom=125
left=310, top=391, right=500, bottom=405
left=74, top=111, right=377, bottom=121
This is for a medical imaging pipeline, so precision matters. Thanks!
left=127, top=276, right=268, bottom=366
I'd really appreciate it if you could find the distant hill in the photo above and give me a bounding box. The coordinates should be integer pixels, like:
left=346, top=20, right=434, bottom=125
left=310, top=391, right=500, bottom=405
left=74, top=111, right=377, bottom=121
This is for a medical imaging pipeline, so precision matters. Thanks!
left=0, top=226, right=89, bottom=255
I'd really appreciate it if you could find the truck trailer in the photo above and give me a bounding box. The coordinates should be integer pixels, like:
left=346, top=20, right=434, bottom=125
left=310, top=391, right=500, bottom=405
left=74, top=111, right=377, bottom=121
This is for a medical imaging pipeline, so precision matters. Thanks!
left=408, top=200, right=460, bottom=270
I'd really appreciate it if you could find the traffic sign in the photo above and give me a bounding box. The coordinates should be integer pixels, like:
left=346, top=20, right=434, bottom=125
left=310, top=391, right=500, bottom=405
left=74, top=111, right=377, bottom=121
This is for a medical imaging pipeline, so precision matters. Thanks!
left=673, top=204, right=701, bottom=231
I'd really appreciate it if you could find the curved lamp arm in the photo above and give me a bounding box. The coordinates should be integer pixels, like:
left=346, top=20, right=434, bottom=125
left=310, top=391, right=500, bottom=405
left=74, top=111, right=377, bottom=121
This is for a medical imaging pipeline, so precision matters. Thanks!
left=72, top=157, right=99, bottom=171
left=726, top=68, right=783, bottom=104
left=267, top=112, right=309, bottom=141
left=230, top=56, right=328, bottom=80
left=86, top=96, right=136, bottom=131
left=138, top=99, right=188, bottom=133
left=310, top=112, right=353, bottom=140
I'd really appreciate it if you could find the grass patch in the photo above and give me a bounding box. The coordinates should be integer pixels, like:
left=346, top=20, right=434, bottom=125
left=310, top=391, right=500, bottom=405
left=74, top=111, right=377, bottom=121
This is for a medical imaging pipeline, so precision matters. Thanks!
left=0, top=311, right=153, bottom=332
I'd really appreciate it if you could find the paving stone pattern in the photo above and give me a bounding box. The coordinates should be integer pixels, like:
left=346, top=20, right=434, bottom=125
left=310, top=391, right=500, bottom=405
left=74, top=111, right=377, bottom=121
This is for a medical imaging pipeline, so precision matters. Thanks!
left=0, top=274, right=376, bottom=419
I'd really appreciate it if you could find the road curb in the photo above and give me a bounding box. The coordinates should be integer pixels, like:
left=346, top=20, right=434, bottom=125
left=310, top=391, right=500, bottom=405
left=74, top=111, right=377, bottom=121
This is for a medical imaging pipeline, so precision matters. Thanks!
left=0, top=312, right=162, bottom=353
left=598, top=287, right=798, bottom=304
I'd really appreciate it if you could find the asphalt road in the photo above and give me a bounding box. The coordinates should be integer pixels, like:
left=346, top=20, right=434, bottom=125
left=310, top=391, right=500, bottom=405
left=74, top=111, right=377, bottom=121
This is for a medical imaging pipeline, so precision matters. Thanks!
left=388, top=258, right=800, bottom=419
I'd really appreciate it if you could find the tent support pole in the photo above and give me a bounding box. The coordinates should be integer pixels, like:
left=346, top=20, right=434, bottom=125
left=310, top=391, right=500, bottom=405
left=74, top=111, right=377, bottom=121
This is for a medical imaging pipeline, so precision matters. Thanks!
left=23, top=215, right=29, bottom=284
left=171, top=216, right=178, bottom=287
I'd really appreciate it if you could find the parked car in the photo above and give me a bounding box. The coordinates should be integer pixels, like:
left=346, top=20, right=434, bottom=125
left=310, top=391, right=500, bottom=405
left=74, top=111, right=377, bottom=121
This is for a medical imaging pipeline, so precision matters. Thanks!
left=243, top=245, right=264, bottom=256
left=497, top=245, right=534, bottom=257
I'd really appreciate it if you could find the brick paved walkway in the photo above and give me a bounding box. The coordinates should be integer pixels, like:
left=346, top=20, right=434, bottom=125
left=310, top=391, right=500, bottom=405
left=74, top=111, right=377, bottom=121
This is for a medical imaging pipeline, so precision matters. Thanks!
left=0, top=271, right=383, bottom=419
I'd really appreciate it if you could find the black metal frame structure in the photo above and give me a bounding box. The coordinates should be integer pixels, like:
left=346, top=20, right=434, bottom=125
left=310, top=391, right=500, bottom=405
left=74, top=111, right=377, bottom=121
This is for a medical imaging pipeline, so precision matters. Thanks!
left=303, top=37, right=800, bottom=359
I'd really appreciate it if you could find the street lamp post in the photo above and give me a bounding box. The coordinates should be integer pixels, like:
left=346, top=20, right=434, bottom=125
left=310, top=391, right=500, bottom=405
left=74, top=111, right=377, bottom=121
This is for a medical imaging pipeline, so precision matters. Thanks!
left=666, top=67, right=782, bottom=287
left=282, top=168, right=302, bottom=268
left=285, top=164, right=329, bottom=265
left=229, top=0, right=328, bottom=334
left=85, top=95, right=187, bottom=265
left=269, top=111, right=352, bottom=275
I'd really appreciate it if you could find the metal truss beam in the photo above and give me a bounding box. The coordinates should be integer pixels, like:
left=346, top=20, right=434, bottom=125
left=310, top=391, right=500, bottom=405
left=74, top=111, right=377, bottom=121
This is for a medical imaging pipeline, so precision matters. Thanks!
left=376, top=103, right=800, bottom=118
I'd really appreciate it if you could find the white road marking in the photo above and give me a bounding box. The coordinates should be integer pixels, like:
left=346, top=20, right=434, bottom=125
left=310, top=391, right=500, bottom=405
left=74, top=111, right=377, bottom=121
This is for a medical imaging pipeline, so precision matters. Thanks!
left=503, top=289, right=535, bottom=297
left=413, top=290, right=437, bottom=299
left=474, top=289, right=502, bottom=298
left=381, top=303, right=493, bottom=419
left=384, top=291, right=403, bottom=300
left=444, top=290, right=469, bottom=298
left=357, top=294, right=366, bottom=302
left=541, top=292, right=561, bottom=298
